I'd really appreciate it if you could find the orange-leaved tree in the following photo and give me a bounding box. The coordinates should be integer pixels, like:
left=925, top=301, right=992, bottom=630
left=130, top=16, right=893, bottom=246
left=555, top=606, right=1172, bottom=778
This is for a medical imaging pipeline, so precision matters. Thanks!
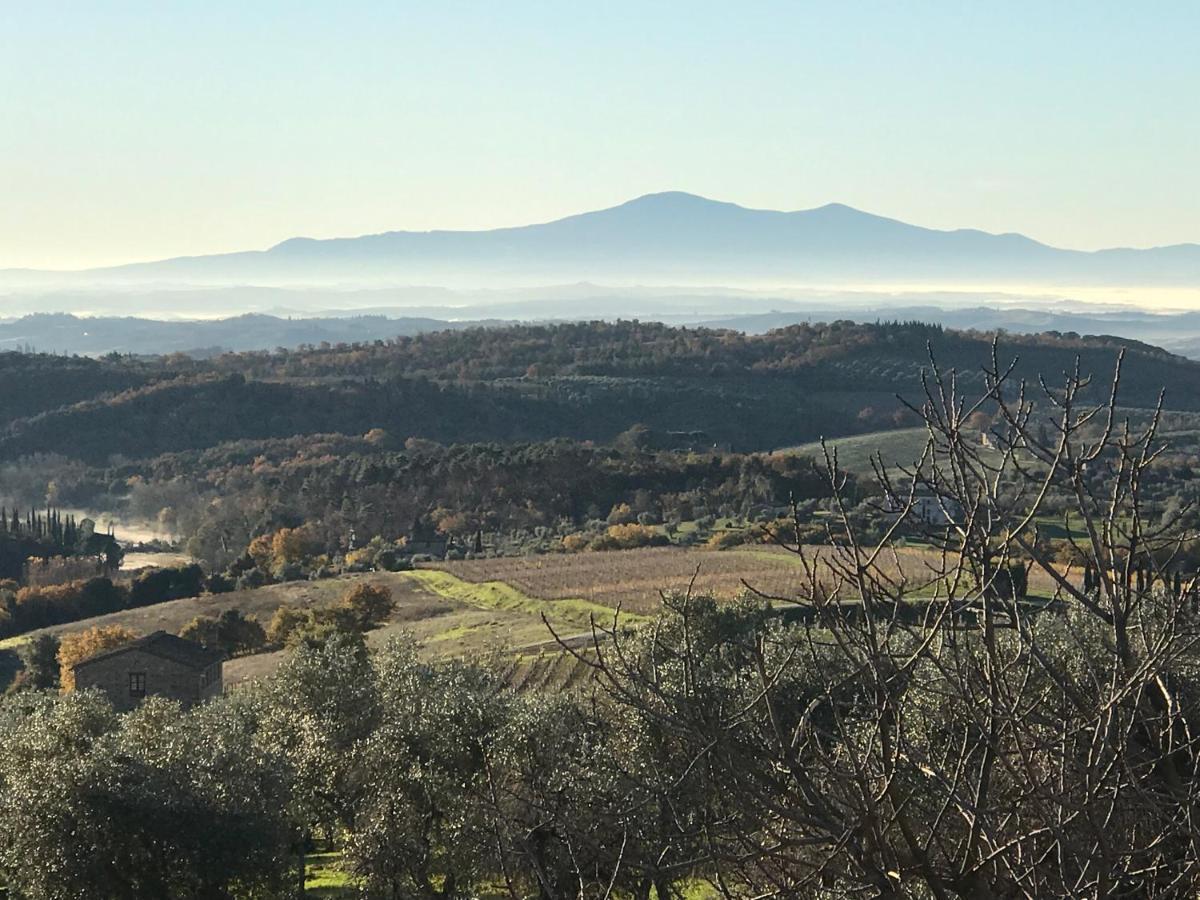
left=57, top=625, right=139, bottom=692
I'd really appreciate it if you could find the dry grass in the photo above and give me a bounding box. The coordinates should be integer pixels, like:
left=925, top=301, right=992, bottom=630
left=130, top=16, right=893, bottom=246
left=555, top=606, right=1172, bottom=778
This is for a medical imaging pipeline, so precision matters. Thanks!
left=427, top=547, right=788, bottom=616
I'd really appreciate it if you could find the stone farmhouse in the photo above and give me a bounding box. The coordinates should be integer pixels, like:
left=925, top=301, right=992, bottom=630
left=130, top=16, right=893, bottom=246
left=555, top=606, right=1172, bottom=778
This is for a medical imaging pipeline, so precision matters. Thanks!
left=72, top=630, right=224, bottom=712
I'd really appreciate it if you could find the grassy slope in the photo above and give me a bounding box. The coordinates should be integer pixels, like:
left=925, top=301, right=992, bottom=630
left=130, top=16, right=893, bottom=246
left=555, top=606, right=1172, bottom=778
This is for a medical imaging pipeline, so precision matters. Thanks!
left=781, top=427, right=933, bottom=474
left=304, top=852, right=358, bottom=897
left=405, top=569, right=649, bottom=629
left=227, top=570, right=596, bottom=684
left=303, top=849, right=721, bottom=899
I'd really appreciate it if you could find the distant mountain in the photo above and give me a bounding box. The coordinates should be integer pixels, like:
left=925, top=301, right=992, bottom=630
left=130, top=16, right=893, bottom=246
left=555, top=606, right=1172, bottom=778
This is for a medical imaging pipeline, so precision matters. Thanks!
left=5, top=192, right=1198, bottom=287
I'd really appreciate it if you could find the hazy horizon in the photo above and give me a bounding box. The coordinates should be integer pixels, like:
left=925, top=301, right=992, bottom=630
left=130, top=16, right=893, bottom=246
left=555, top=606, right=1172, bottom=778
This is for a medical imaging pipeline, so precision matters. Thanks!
left=4, top=2, right=1199, bottom=270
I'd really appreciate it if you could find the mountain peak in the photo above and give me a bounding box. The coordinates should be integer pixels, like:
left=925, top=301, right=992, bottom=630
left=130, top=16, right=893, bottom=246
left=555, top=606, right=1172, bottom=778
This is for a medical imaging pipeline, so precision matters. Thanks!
left=610, top=191, right=744, bottom=214
left=624, top=190, right=721, bottom=205
left=812, top=201, right=862, bottom=214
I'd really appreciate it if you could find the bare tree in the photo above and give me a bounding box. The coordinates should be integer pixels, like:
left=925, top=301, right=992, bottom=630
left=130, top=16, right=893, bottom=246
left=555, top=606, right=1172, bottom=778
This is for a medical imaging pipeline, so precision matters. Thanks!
left=559, top=342, right=1200, bottom=898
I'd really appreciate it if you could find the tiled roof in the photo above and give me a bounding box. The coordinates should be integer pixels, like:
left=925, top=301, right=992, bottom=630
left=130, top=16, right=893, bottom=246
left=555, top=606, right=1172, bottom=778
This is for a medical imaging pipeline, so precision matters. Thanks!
left=72, top=630, right=224, bottom=671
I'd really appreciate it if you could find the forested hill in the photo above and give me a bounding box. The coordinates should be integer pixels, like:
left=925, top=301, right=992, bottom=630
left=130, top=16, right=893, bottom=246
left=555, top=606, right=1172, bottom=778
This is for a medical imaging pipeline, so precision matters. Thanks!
left=0, top=320, right=1194, bottom=464
left=202, top=319, right=1171, bottom=381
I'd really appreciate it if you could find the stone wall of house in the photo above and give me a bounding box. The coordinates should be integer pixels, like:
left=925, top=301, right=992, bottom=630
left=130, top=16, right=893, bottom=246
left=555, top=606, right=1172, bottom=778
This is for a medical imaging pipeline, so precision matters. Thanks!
left=74, top=649, right=222, bottom=713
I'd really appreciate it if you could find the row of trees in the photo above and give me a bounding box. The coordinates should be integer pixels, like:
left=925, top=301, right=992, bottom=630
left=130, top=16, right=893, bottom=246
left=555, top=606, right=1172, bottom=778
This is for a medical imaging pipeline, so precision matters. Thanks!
left=0, top=514, right=123, bottom=582
left=0, top=564, right=206, bottom=639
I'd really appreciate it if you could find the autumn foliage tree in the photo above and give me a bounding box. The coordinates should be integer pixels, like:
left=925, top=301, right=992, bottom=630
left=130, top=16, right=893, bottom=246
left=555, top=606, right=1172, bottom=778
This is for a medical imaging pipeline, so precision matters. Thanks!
left=57, top=625, right=139, bottom=692
left=340, top=583, right=395, bottom=630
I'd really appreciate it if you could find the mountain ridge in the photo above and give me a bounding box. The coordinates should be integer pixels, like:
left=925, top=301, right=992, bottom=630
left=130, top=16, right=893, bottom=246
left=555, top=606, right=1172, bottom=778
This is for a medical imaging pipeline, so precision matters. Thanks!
left=5, top=192, right=1198, bottom=287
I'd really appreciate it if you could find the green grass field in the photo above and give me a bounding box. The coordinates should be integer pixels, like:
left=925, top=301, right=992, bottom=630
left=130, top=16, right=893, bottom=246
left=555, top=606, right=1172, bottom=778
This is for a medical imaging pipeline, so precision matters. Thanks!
left=403, top=569, right=649, bottom=630
left=782, top=427, right=933, bottom=474
left=782, top=426, right=1021, bottom=478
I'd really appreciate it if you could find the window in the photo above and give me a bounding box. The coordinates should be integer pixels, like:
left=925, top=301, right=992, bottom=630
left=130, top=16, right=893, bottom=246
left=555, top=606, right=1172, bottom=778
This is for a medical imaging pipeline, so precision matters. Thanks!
left=129, top=672, right=146, bottom=698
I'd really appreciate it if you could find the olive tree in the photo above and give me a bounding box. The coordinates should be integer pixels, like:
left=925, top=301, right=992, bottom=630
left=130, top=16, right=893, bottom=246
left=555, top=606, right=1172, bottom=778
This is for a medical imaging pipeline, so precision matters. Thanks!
left=0, top=691, right=292, bottom=899
left=344, top=639, right=511, bottom=899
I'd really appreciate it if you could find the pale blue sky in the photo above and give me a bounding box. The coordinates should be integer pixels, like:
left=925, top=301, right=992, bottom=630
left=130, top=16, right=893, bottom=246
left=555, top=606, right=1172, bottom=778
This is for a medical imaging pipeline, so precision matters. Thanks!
left=3, top=1, right=1198, bottom=268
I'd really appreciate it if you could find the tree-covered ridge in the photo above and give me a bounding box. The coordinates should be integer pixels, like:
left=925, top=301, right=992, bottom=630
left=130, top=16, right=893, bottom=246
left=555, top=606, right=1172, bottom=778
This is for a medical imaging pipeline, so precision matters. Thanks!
left=208, top=319, right=1173, bottom=381
left=0, top=350, right=153, bottom=422
left=2, top=320, right=1198, bottom=464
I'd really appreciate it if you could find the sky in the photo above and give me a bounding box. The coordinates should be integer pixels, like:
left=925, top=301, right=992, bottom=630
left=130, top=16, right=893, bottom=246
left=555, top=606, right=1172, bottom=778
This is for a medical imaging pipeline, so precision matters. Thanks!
left=2, top=1, right=1198, bottom=270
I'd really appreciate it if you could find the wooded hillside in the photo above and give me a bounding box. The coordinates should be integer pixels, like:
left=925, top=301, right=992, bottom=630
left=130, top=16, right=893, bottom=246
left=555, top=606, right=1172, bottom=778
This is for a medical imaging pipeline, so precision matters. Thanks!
left=1, top=320, right=1195, bottom=464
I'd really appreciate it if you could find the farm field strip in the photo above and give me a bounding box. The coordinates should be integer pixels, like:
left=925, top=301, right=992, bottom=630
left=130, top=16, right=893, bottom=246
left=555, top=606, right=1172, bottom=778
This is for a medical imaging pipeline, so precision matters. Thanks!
left=427, top=544, right=1016, bottom=614
left=401, top=569, right=648, bottom=629
left=427, top=546, right=813, bottom=615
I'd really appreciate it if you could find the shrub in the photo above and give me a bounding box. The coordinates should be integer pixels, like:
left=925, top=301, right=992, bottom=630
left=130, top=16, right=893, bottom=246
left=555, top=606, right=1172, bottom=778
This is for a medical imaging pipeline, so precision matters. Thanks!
left=266, top=604, right=309, bottom=647
left=592, top=523, right=669, bottom=552
left=282, top=607, right=363, bottom=651
left=180, top=609, right=266, bottom=657
left=18, top=634, right=61, bottom=690
left=206, top=572, right=236, bottom=594
left=236, top=568, right=271, bottom=591
left=346, top=536, right=395, bottom=570
left=340, top=583, right=395, bottom=631
left=129, top=564, right=205, bottom=608
left=375, top=550, right=410, bottom=572
left=6, top=577, right=127, bottom=636
left=273, top=561, right=306, bottom=582
left=706, top=529, right=751, bottom=550
left=606, top=503, right=637, bottom=525
left=561, top=533, right=590, bottom=553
